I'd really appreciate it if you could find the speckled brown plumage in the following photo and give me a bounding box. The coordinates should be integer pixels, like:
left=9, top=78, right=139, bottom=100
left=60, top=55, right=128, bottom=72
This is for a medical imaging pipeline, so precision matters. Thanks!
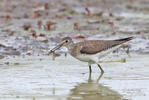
left=69, top=37, right=133, bottom=56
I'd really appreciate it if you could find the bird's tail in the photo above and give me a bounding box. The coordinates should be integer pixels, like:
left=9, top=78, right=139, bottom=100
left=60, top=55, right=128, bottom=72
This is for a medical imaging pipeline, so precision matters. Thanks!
left=115, top=37, right=133, bottom=42
left=110, top=37, right=134, bottom=46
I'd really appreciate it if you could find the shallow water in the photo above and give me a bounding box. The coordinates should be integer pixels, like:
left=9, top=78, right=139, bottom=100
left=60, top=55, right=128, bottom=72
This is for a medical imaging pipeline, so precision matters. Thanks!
left=0, top=53, right=149, bottom=100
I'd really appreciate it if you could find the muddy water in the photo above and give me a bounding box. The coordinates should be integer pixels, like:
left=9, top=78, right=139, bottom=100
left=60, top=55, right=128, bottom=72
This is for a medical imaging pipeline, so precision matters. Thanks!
left=0, top=53, right=149, bottom=100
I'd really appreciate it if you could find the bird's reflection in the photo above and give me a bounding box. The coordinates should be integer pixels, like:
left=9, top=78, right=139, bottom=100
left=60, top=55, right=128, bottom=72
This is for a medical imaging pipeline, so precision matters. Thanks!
left=67, top=73, right=123, bottom=100
left=88, top=71, right=104, bottom=83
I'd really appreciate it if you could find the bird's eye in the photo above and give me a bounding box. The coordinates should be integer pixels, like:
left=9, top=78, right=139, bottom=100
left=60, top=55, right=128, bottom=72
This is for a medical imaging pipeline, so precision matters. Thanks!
left=65, top=40, right=69, bottom=43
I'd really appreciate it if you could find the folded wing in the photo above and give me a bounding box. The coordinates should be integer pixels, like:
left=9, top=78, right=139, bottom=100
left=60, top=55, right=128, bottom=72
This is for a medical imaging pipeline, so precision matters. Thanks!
left=80, top=37, right=133, bottom=54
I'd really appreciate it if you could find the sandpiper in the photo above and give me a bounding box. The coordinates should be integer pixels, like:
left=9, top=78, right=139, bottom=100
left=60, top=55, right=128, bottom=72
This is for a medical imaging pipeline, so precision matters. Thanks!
left=50, top=36, right=133, bottom=73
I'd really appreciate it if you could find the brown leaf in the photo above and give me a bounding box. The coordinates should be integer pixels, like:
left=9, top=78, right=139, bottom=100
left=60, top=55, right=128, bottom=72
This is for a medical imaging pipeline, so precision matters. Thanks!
left=108, top=20, right=114, bottom=27
left=23, top=23, right=31, bottom=31
left=73, top=35, right=86, bottom=39
left=74, top=22, right=80, bottom=30
left=37, top=20, right=42, bottom=29
left=85, top=8, right=95, bottom=17
left=30, top=29, right=37, bottom=38
left=45, top=21, right=56, bottom=30
left=39, top=33, right=45, bottom=37
left=44, top=3, right=50, bottom=9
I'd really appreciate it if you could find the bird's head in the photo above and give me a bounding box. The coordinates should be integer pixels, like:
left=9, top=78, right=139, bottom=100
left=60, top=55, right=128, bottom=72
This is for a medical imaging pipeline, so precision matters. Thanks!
left=50, top=37, right=73, bottom=52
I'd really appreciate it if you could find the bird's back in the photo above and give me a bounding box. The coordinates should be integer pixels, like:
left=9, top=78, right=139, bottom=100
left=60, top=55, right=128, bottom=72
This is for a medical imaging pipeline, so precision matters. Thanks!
left=69, top=37, right=133, bottom=57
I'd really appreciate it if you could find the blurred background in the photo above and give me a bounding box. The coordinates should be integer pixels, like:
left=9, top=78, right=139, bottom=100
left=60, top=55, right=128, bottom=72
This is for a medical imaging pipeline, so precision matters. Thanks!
left=0, top=0, right=149, bottom=56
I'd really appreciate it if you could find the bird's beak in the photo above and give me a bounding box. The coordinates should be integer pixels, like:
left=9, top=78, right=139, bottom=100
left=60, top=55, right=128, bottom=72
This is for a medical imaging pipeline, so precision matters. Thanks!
left=50, top=41, right=65, bottom=52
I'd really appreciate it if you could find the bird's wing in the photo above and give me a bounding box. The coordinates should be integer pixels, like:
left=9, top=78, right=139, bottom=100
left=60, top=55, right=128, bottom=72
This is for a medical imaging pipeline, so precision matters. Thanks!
left=80, top=41, right=112, bottom=54
left=80, top=37, right=133, bottom=54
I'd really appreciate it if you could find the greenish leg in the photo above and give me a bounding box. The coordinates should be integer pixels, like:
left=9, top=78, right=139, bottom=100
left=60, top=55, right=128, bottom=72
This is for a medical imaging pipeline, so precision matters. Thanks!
left=97, top=64, right=104, bottom=73
left=89, top=65, right=92, bottom=73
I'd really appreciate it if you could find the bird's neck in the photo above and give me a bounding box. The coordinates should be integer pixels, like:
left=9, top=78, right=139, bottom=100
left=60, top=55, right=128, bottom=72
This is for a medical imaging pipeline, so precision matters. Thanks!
left=66, top=43, right=74, bottom=51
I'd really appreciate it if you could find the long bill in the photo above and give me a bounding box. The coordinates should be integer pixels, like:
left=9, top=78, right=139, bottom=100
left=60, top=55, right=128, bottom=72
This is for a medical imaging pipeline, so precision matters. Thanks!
left=49, top=42, right=65, bottom=54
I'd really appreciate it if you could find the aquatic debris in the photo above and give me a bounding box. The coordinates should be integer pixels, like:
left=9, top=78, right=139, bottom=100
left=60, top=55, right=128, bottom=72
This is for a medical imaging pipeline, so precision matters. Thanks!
left=0, top=14, right=12, bottom=20
left=32, top=11, right=42, bottom=18
left=36, top=36, right=48, bottom=42
left=98, top=58, right=126, bottom=63
left=85, top=8, right=95, bottom=17
left=108, top=20, right=116, bottom=34
left=2, top=49, right=20, bottom=56
left=108, top=20, right=114, bottom=27
left=109, top=12, right=114, bottom=17
left=32, top=3, right=43, bottom=19
left=5, top=14, right=12, bottom=20
left=33, top=5, right=45, bottom=12
left=45, top=21, right=56, bottom=30
left=85, top=7, right=103, bottom=17
left=73, top=35, right=86, bottom=40
left=115, top=17, right=123, bottom=21
left=55, top=14, right=67, bottom=19
left=74, top=22, right=80, bottom=30
left=33, top=2, right=50, bottom=10
left=4, top=62, right=10, bottom=65
left=121, top=44, right=131, bottom=56
left=74, top=22, right=99, bottom=30
left=32, top=2, right=50, bottom=18
left=8, top=31, right=14, bottom=36
left=1, top=29, right=14, bottom=36
left=23, top=23, right=31, bottom=31
left=87, top=20, right=100, bottom=24
left=0, top=44, right=20, bottom=56
left=44, top=3, right=50, bottom=9
left=26, top=52, right=32, bottom=56
left=30, top=29, right=37, bottom=38
left=30, top=29, right=46, bottom=41
left=39, top=33, right=45, bottom=37
left=33, top=2, right=42, bottom=8
left=48, top=50, right=56, bottom=60
left=113, top=44, right=131, bottom=57
left=37, top=20, right=42, bottom=29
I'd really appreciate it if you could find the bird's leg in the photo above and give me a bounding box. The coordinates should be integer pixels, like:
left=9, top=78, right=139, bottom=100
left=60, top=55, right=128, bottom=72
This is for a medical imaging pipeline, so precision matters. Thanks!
left=89, top=65, right=92, bottom=73
left=97, top=64, right=104, bottom=73
left=98, top=58, right=126, bottom=63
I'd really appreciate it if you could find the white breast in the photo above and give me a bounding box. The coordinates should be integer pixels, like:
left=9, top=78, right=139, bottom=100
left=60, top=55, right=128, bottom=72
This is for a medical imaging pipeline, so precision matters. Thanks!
left=74, top=54, right=98, bottom=63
